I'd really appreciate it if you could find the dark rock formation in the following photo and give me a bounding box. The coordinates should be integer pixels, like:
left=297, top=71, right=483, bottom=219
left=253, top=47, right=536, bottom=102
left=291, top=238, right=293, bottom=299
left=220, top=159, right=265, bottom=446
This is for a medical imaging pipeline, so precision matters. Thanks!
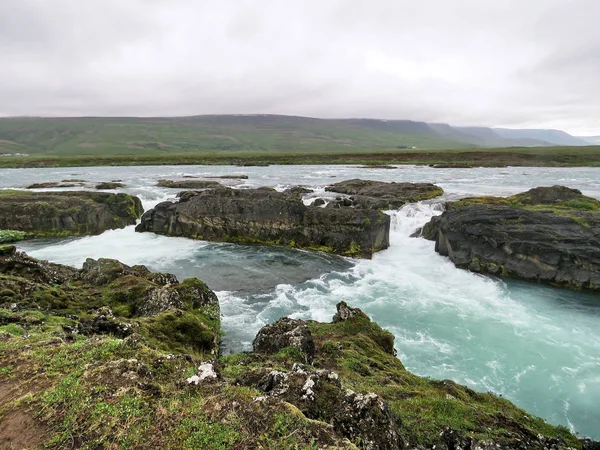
left=95, top=182, right=126, bottom=189
left=313, top=198, right=326, bottom=207
left=156, top=179, right=221, bottom=189
left=136, top=186, right=390, bottom=258
left=26, top=181, right=83, bottom=188
left=423, top=186, right=600, bottom=291
left=247, top=364, right=403, bottom=450
left=0, top=249, right=220, bottom=355
left=0, top=190, right=143, bottom=237
left=326, top=179, right=444, bottom=209
left=253, top=317, right=315, bottom=363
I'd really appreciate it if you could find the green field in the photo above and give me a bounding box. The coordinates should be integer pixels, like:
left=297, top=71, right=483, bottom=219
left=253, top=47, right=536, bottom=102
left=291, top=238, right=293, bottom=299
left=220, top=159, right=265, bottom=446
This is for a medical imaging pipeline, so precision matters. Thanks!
left=1, top=147, right=599, bottom=168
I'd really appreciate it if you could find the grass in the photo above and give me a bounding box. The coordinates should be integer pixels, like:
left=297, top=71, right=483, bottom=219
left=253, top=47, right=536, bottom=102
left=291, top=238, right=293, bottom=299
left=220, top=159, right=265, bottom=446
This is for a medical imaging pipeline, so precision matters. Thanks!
left=0, top=146, right=600, bottom=168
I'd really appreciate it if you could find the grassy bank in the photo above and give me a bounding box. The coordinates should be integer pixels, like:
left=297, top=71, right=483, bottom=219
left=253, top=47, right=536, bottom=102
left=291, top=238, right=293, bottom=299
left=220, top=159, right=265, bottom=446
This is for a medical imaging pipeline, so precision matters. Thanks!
left=1, top=146, right=600, bottom=168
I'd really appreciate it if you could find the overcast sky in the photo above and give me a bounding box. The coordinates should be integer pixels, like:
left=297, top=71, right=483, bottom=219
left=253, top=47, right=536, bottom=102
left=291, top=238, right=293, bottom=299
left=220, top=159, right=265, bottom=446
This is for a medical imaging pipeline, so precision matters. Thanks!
left=0, top=0, right=598, bottom=134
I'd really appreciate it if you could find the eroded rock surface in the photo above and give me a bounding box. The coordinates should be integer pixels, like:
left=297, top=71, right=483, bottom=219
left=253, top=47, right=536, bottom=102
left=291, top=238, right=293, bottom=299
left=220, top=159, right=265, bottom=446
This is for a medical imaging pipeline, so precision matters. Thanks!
left=0, top=190, right=143, bottom=237
left=136, top=186, right=390, bottom=258
left=422, top=186, right=600, bottom=291
left=326, top=179, right=443, bottom=210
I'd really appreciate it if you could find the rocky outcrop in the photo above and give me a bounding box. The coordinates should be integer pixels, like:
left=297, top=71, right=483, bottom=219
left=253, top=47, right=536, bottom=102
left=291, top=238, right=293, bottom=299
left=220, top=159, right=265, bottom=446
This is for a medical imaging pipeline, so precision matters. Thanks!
left=136, top=186, right=390, bottom=258
left=0, top=247, right=220, bottom=355
left=326, top=179, right=444, bottom=209
left=0, top=190, right=143, bottom=237
left=423, top=186, right=600, bottom=291
left=95, top=182, right=126, bottom=189
left=253, top=317, right=315, bottom=363
left=156, top=179, right=221, bottom=189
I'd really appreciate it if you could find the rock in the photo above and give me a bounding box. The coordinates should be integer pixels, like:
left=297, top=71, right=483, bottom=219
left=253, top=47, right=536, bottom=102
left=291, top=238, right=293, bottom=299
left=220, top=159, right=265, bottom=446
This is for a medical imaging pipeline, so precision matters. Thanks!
left=422, top=186, right=600, bottom=291
left=26, top=181, right=81, bottom=189
left=358, top=165, right=397, bottom=169
left=78, top=307, right=134, bottom=338
left=333, top=301, right=365, bottom=323
left=187, top=362, right=218, bottom=384
left=326, top=179, right=444, bottom=210
left=95, top=182, right=126, bottom=189
left=0, top=191, right=143, bottom=237
left=136, top=186, right=390, bottom=258
left=283, top=186, right=314, bottom=196
left=313, top=198, right=326, bottom=207
left=333, top=390, right=402, bottom=450
left=156, top=179, right=221, bottom=189
left=206, top=175, right=249, bottom=180
left=253, top=317, right=315, bottom=363
left=246, top=364, right=403, bottom=450
left=0, top=249, right=221, bottom=355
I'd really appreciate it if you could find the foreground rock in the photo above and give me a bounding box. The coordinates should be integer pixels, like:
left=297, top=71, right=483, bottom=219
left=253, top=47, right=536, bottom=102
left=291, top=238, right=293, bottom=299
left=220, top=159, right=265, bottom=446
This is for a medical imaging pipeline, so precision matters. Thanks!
left=0, top=252, right=593, bottom=449
left=0, top=246, right=220, bottom=355
left=136, top=186, right=390, bottom=258
left=326, top=179, right=443, bottom=209
left=422, top=186, right=600, bottom=291
left=0, top=190, right=143, bottom=237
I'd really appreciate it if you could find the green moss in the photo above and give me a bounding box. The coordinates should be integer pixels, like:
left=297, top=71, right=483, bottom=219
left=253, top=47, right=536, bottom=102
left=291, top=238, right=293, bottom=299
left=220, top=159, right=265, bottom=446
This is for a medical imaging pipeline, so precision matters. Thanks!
left=138, top=310, right=219, bottom=357
left=0, top=230, right=26, bottom=244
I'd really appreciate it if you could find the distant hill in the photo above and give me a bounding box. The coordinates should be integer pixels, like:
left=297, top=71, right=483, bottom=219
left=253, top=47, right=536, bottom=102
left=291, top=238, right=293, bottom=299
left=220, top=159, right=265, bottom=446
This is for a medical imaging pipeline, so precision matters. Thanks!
left=576, top=136, right=600, bottom=145
left=494, top=128, right=591, bottom=146
left=0, top=115, right=590, bottom=157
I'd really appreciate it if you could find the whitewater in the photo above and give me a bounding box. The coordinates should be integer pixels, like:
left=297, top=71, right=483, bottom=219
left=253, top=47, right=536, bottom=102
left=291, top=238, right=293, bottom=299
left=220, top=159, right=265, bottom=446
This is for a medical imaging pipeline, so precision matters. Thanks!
left=1, top=164, right=599, bottom=438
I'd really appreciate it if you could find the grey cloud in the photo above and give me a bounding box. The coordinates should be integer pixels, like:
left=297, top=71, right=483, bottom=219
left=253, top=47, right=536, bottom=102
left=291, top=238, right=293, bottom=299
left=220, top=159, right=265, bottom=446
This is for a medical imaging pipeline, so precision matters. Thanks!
left=0, top=0, right=599, bottom=134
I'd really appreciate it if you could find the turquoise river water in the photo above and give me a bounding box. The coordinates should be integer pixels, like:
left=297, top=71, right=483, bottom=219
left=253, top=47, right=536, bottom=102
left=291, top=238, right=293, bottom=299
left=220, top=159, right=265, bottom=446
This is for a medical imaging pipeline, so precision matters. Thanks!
left=1, top=164, right=599, bottom=438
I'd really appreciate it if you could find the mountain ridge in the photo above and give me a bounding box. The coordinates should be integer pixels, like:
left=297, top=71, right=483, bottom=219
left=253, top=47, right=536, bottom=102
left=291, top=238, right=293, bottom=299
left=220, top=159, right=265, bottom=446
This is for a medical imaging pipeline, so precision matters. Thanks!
left=0, top=114, right=590, bottom=157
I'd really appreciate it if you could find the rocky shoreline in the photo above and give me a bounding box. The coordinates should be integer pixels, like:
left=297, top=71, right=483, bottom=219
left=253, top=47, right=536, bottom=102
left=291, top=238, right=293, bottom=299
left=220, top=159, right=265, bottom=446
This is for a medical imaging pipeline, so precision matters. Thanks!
left=421, top=186, right=600, bottom=292
left=1, top=249, right=595, bottom=449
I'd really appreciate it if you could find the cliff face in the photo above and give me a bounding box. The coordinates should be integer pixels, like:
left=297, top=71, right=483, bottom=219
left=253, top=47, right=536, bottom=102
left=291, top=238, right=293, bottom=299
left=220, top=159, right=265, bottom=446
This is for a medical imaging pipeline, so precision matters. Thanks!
left=0, top=249, right=593, bottom=450
left=136, top=187, right=390, bottom=258
left=422, top=186, right=600, bottom=291
left=0, top=190, right=143, bottom=237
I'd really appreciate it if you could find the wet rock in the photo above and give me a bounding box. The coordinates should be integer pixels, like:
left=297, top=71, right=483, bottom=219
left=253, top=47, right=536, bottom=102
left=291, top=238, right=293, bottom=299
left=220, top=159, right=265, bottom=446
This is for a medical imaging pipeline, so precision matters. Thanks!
left=326, top=179, right=444, bottom=210
left=422, top=186, right=600, bottom=292
left=0, top=191, right=143, bottom=237
left=95, top=182, right=126, bottom=189
left=136, top=186, right=390, bottom=258
left=253, top=317, right=315, bottom=363
left=313, top=198, right=326, bottom=207
left=157, top=179, right=221, bottom=189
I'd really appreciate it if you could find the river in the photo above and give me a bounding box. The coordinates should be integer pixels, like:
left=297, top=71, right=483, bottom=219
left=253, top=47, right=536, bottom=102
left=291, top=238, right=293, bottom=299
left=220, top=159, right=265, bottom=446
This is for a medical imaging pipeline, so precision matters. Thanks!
left=1, top=164, right=599, bottom=438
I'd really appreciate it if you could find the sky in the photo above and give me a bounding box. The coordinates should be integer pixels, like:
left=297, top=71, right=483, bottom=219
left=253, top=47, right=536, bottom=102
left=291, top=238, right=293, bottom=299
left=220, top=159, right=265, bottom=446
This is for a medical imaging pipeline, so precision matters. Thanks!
left=0, top=0, right=599, bottom=135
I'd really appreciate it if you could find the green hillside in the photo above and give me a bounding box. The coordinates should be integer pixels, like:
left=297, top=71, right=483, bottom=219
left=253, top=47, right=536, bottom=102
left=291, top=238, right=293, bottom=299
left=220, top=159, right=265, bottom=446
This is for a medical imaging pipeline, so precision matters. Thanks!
left=0, top=115, right=485, bottom=157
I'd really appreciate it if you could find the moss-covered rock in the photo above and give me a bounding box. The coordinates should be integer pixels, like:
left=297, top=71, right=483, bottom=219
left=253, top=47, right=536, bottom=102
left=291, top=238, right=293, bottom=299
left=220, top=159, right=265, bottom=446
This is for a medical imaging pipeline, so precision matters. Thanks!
left=95, top=181, right=126, bottom=189
left=0, top=250, right=219, bottom=356
left=0, top=190, right=143, bottom=237
left=136, top=186, right=390, bottom=259
left=422, top=186, right=600, bottom=292
left=326, top=179, right=444, bottom=210
left=156, top=179, right=221, bottom=189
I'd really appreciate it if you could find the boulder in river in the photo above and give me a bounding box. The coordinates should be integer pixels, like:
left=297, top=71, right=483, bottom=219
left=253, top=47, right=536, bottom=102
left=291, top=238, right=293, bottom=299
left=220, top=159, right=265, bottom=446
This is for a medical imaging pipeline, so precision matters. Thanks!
left=136, top=186, right=390, bottom=258
left=156, top=179, right=221, bottom=189
left=326, top=179, right=443, bottom=209
left=422, top=186, right=600, bottom=292
left=95, top=181, right=126, bottom=189
left=0, top=190, right=143, bottom=238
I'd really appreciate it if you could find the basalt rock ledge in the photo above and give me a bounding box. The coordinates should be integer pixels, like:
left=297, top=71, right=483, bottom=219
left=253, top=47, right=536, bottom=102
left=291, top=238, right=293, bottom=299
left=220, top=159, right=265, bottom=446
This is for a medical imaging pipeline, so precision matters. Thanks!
left=136, top=186, right=390, bottom=258
left=422, top=186, right=600, bottom=292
